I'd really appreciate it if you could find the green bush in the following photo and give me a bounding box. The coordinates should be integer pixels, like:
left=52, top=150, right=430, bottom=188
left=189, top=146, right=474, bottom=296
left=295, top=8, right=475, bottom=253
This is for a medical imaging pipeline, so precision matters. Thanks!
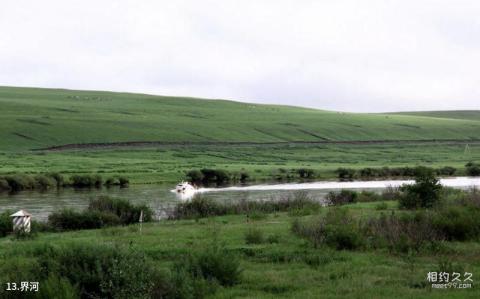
left=170, top=194, right=321, bottom=220
left=0, top=177, right=10, bottom=191
left=172, top=197, right=227, bottom=220
left=357, top=166, right=441, bottom=178
left=4, top=175, right=36, bottom=191
left=375, top=202, right=389, bottom=210
left=357, top=191, right=382, bottom=202
left=336, top=168, right=356, bottom=180
left=35, top=174, right=57, bottom=189
left=69, top=174, right=103, bottom=188
left=292, top=208, right=362, bottom=250
left=40, top=243, right=158, bottom=298
left=0, top=210, right=13, bottom=237
left=245, top=228, right=265, bottom=244
left=324, top=225, right=363, bottom=250
left=399, top=172, right=442, bottom=209
left=466, top=162, right=480, bottom=176
left=36, top=275, right=79, bottom=299
left=105, top=176, right=130, bottom=187
left=381, top=186, right=402, bottom=201
left=239, top=171, right=250, bottom=183
left=326, top=190, right=358, bottom=205
left=267, top=234, right=281, bottom=244
left=48, top=197, right=152, bottom=231
left=364, top=212, right=441, bottom=253
left=105, top=177, right=119, bottom=186
left=47, top=172, right=65, bottom=187
left=187, top=242, right=242, bottom=287
left=118, top=176, right=129, bottom=187
left=432, top=206, right=480, bottom=241
left=436, top=166, right=457, bottom=176
left=297, top=168, right=316, bottom=179
left=186, top=169, right=204, bottom=184
left=48, top=209, right=121, bottom=231
left=88, top=196, right=152, bottom=224
left=0, top=242, right=168, bottom=299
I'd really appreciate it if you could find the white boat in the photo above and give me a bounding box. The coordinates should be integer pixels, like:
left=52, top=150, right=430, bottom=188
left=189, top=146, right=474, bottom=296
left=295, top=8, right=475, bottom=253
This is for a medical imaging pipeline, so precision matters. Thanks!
left=174, top=182, right=197, bottom=200
left=175, top=181, right=196, bottom=193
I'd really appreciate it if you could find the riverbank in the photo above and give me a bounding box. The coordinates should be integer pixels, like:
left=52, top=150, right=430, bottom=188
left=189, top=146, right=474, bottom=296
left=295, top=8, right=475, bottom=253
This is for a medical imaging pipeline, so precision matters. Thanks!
left=1, top=200, right=478, bottom=298
left=1, top=143, right=479, bottom=184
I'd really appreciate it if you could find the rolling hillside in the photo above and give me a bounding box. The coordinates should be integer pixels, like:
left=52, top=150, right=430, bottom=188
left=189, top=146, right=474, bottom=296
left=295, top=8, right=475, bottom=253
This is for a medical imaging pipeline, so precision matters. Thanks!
left=1, top=86, right=479, bottom=151
left=392, top=110, right=480, bottom=121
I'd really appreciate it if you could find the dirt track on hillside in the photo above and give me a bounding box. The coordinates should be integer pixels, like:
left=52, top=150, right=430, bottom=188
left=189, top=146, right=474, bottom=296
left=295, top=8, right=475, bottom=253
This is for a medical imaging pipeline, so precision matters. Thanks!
left=34, top=139, right=480, bottom=151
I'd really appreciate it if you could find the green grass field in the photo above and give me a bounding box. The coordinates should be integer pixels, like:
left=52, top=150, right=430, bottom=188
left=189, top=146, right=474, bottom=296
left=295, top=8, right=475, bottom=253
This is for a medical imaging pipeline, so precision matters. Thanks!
left=1, top=202, right=478, bottom=298
left=0, top=143, right=479, bottom=183
left=1, top=86, right=480, bottom=151
left=1, top=86, right=479, bottom=183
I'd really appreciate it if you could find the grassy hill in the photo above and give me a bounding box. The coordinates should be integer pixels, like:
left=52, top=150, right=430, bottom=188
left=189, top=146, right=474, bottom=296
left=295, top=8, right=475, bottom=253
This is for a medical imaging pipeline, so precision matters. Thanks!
left=1, top=86, right=480, bottom=151
left=392, top=110, right=480, bottom=121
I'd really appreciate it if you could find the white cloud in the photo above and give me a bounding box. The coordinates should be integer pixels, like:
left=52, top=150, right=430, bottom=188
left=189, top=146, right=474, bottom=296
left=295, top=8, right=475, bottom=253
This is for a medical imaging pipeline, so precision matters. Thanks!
left=0, top=0, right=479, bottom=112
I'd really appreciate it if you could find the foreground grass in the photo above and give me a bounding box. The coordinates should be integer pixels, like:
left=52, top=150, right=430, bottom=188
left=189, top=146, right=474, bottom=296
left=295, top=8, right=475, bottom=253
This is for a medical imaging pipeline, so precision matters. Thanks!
left=1, top=202, right=478, bottom=298
left=1, top=143, right=479, bottom=183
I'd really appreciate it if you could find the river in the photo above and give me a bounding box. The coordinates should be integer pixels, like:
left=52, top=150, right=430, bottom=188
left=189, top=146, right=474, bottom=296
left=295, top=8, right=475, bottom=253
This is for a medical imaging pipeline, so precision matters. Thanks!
left=1, top=177, right=479, bottom=221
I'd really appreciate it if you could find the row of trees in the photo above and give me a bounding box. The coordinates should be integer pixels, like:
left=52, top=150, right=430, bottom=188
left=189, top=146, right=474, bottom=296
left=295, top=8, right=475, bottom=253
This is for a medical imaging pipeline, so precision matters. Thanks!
left=336, top=163, right=480, bottom=180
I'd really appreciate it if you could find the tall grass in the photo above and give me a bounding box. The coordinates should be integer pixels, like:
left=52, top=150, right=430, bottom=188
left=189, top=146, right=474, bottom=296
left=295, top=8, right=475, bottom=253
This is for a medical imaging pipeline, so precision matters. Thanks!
left=48, top=196, right=152, bottom=231
left=170, top=192, right=321, bottom=220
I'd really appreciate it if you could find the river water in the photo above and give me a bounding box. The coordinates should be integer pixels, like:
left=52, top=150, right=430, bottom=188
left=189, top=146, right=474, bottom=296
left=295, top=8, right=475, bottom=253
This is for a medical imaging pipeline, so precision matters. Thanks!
left=1, top=177, right=479, bottom=221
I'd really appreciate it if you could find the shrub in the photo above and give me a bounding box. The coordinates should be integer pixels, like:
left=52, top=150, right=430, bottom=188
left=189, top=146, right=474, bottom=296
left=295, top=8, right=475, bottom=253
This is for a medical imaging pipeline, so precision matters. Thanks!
left=336, top=168, right=356, bottom=180
left=239, top=171, right=250, bottom=183
left=245, top=228, right=265, bottom=244
left=381, top=186, right=402, bottom=201
left=399, top=172, right=442, bottom=209
left=432, top=206, right=480, bottom=241
left=292, top=208, right=362, bottom=250
left=0, top=210, right=13, bottom=237
left=47, top=197, right=151, bottom=231
left=88, top=196, right=153, bottom=224
left=0, top=177, right=10, bottom=192
left=375, top=202, right=389, bottom=210
left=170, top=193, right=321, bottom=220
left=4, top=175, right=36, bottom=191
left=326, top=190, right=358, bottom=205
left=69, top=174, right=103, bottom=188
left=359, top=167, right=376, bottom=178
left=48, top=209, right=121, bottom=231
left=324, top=225, right=363, bottom=250
left=0, top=242, right=166, bottom=299
left=47, top=172, right=65, bottom=187
left=466, top=162, right=480, bottom=176
left=297, top=168, right=316, bottom=179
left=35, top=174, right=57, bottom=189
left=35, top=275, right=79, bottom=299
left=188, top=241, right=242, bottom=287
left=172, top=197, right=226, bottom=219
left=118, top=176, right=129, bottom=187
left=267, top=234, right=281, bottom=244
left=200, top=169, right=231, bottom=185
left=41, top=243, right=157, bottom=298
left=105, top=177, right=118, bottom=186
left=186, top=169, right=204, bottom=184
left=357, top=191, right=382, bottom=202
left=363, top=211, right=441, bottom=253
left=436, top=166, right=457, bottom=176
left=248, top=211, right=267, bottom=221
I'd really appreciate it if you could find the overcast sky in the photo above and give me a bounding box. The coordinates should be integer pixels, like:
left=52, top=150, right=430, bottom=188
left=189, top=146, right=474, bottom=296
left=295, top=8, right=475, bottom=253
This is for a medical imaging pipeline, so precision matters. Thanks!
left=1, top=0, right=479, bottom=112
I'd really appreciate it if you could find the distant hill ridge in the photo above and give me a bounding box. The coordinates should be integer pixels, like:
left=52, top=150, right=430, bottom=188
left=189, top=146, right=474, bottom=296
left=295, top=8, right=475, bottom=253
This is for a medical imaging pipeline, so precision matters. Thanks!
left=0, top=86, right=479, bottom=151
